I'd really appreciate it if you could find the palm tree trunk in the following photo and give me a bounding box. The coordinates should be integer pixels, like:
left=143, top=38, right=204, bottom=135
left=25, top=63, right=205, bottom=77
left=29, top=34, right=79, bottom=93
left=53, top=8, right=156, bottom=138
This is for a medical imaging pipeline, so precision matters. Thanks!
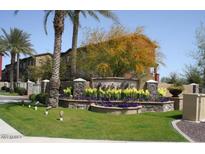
left=10, top=52, right=16, bottom=92
left=16, top=53, right=20, bottom=83
left=70, top=10, right=80, bottom=79
left=48, top=10, right=65, bottom=108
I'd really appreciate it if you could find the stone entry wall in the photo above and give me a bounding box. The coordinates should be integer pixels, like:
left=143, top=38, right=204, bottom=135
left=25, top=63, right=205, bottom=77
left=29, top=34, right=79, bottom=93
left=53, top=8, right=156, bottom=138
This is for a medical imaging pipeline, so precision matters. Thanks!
left=91, top=77, right=140, bottom=89
left=59, top=98, right=174, bottom=113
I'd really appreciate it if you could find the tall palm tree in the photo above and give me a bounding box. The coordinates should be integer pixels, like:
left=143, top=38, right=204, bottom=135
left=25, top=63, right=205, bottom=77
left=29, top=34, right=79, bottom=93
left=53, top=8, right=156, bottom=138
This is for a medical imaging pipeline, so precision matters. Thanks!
left=0, top=28, right=34, bottom=92
left=29, top=10, right=72, bottom=107
left=44, top=10, right=68, bottom=107
left=70, top=10, right=119, bottom=79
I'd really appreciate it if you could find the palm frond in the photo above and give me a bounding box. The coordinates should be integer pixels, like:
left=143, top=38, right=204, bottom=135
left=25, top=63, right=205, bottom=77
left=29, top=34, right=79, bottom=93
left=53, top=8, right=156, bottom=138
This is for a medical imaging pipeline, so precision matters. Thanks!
left=80, top=11, right=87, bottom=18
left=156, top=50, right=166, bottom=67
left=14, top=10, right=19, bottom=15
left=44, top=10, right=53, bottom=35
left=65, top=10, right=75, bottom=23
left=0, top=28, right=35, bottom=56
left=97, top=10, right=119, bottom=23
left=86, top=11, right=100, bottom=21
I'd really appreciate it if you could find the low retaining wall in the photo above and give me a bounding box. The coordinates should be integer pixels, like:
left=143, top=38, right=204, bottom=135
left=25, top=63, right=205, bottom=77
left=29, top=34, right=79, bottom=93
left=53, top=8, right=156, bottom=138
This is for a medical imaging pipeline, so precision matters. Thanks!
left=59, top=98, right=174, bottom=113
left=59, top=99, right=91, bottom=109
left=139, top=101, right=174, bottom=112
left=89, top=103, right=142, bottom=115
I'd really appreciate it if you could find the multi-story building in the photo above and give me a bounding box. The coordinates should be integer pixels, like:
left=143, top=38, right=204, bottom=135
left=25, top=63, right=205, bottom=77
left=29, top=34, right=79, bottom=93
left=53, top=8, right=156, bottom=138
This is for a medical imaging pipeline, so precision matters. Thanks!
left=2, top=53, right=52, bottom=81
left=2, top=33, right=159, bottom=82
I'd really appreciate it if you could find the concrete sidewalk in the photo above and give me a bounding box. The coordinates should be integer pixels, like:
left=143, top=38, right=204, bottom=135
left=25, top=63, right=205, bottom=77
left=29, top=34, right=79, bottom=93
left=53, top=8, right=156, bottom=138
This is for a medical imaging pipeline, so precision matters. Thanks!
left=0, top=119, right=126, bottom=143
left=0, top=119, right=23, bottom=142
left=0, top=136, right=126, bottom=143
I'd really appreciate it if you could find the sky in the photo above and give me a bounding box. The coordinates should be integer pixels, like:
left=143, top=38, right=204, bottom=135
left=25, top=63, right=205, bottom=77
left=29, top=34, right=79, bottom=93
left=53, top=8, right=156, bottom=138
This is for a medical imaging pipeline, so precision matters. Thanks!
left=0, top=10, right=204, bottom=78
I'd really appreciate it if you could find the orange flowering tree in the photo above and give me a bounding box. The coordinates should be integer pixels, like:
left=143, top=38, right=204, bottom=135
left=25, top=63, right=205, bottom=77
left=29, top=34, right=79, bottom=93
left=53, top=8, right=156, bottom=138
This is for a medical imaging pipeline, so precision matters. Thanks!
left=77, top=25, right=159, bottom=78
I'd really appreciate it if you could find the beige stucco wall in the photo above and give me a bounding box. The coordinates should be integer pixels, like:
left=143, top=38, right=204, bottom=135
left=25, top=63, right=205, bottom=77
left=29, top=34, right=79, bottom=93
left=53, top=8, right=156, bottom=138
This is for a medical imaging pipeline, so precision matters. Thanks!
left=35, top=55, right=52, bottom=67
left=183, top=93, right=205, bottom=122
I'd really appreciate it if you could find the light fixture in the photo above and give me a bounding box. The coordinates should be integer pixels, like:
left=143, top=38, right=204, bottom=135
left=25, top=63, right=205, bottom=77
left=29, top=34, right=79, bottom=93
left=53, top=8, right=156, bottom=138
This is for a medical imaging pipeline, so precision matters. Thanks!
left=45, top=109, right=48, bottom=115
left=59, top=111, right=64, bottom=121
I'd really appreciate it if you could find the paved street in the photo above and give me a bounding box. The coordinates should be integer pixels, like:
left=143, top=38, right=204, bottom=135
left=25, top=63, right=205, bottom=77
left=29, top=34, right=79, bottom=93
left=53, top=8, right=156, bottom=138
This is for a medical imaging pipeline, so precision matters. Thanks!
left=0, top=96, right=30, bottom=104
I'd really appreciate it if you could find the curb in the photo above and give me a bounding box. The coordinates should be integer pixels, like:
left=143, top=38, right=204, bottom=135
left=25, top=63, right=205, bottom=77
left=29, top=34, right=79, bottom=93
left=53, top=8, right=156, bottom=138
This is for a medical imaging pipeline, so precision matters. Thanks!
left=172, top=119, right=194, bottom=143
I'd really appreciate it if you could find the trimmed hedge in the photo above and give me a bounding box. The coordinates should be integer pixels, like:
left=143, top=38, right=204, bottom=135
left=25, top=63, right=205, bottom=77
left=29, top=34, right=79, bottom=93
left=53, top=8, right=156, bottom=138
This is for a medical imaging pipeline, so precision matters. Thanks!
left=1, top=86, right=7, bottom=91
left=14, top=87, right=27, bottom=95
left=5, top=87, right=11, bottom=92
left=29, top=93, right=49, bottom=105
left=36, top=93, right=49, bottom=104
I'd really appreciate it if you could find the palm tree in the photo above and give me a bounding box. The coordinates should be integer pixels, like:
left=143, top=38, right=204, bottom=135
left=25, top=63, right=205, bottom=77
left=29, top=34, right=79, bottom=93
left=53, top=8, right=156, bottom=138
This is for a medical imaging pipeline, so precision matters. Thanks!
left=70, top=10, right=119, bottom=79
left=44, top=10, right=68, bottom=107
left=0, top=28, right=34, bottom=92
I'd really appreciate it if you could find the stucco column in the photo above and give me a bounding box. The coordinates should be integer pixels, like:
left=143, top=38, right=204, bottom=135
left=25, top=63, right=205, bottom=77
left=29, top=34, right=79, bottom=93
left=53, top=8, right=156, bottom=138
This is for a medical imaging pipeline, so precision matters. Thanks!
left=190, top=83, right=199, bottom=93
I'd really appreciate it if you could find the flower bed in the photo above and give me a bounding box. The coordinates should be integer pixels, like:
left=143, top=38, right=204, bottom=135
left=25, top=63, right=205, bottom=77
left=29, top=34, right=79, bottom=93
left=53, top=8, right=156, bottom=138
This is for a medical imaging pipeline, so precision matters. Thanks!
left=84, top=88, right=150, bottom=101
left=59, top=87, right=173, bottom=113
left=59, top=98, right=174, bottom=113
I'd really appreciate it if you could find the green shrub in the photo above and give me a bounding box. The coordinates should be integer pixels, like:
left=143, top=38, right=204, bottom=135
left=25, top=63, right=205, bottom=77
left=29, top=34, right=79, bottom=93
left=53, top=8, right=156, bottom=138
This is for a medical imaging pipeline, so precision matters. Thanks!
left=36, top=93, right=49, bottom=104
left=5, top=87, right=10, bottom=92
left=14, top=87, right=27, bottom=95
left=63, top=87, right=72, bottom=97
left=29, top=94, right=37, bottom=103
left=1, top=86, right=7, bottom=90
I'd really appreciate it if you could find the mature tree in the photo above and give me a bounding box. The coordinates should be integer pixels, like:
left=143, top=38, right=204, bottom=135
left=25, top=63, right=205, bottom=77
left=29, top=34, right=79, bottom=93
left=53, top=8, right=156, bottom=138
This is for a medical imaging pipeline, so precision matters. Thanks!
left=161, top=72, right=186, bottom=85
left=77, top=25, right=159, bottom=79
left=183, top=65, right=202, bottom=84
left=70, top=10, right=118, bottom=79
left=0, top=28, right=34, bottom=91
left=193, top=23, right=205, bottom=86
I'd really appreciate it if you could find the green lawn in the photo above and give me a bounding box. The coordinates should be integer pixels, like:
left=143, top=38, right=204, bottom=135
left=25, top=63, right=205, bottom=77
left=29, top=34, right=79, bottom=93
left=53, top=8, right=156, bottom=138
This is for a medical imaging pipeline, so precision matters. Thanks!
left=0, top=90, right=18, bottom=96
left=0, top=103, right=186, bottom=142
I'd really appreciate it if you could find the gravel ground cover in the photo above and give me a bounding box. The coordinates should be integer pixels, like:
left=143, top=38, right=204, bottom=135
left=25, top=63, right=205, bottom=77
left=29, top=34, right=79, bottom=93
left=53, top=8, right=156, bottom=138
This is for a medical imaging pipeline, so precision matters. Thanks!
left=177, top=120, right=205, bottom=142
